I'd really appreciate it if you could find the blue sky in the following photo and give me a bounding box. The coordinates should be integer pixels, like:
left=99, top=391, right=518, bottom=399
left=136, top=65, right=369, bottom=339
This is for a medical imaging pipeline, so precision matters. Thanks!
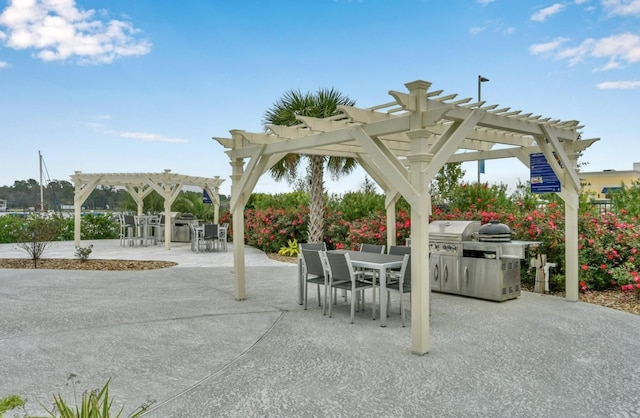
left=1, top=0, right=639, bottom=197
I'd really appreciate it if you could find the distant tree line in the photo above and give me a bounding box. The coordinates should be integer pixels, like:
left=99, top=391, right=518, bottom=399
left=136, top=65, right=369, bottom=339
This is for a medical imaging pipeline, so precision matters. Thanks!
left=0, top=179, right=230, bottom=214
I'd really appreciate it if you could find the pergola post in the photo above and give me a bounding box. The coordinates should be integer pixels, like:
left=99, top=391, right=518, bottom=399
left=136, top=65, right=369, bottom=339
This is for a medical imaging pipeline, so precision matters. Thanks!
left=230, top=158, right=246, bottom=300
left=73, top=184, right=83, bottom=247
left=406, top=80, right=434, bottom=355
left=564, top=192, right=579, bottom=301
left=407, top=131, right=433, bottom=356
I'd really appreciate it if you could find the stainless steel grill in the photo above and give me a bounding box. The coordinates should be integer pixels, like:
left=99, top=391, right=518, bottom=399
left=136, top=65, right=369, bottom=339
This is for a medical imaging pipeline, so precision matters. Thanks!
left=428, top=220, right=540, bottom=302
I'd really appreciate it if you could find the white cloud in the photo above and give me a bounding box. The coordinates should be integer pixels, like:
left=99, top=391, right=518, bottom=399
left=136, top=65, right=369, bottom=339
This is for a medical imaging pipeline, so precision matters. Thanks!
left=0, top=0, right=151, bottom=64
left=602, top=0, right=640, bottom=16
left=469, top=25, right=486, bottom=35
left=117, top=131, right=188, bottom=144
left=531, top=3, right=566, bottom=22
left=0, top=60, right=8, bottom=68
left=529, top=37, right=569, bottom=54
left=597, top=80, right=640, bottom=88
left=531, top=33, right=640, bottom=69
left=575, top=0, right=589, bottom=4
left=477, top=0, right=497, bottom=5
left=469, top=20, right=514, bottom=36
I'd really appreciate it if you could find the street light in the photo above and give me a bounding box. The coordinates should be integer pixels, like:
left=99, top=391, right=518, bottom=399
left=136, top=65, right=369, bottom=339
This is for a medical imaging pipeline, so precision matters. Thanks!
left=478, top=75, right=489, bottom=102
left=477, top=75, right=489, bottom=183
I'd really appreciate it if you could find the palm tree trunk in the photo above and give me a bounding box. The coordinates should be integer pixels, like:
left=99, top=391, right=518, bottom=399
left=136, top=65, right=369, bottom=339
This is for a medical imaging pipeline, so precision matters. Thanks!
left=308, top=155, right=325, bottom=243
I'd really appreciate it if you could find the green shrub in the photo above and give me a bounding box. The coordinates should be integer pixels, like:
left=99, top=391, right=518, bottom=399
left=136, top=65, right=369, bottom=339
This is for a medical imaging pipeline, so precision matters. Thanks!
left=0, top=394, right=25, bottom=417
left=41, top=379, right=149, bottom=418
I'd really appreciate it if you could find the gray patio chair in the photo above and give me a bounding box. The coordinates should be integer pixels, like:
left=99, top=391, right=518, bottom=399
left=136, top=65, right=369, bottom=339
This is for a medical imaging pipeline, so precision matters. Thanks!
left=123, top=215, right=137, bottom=247
left=299, top=242, right=326, bottom=252
left=202, top=223, right=219, bottom=251
left=387, top=245, right=412, bottom=276
left=322, top=251, right=374, bottom=324
left=300, top=248, right=327, bottom=313
left=359, top=243, right=386, bottom=293
left=218, top=222, right=229, bottom=251
left=386, top=254, right=411, bottom=327
left=388, top=245, right=411, bottom=256
left=155, top=215, right=165, bottom=246
left=360, top=243, right=385, bottom=254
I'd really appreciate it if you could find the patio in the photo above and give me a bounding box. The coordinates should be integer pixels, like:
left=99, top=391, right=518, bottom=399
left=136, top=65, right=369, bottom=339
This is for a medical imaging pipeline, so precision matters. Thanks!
left=0, top=240, right=638, bottom=417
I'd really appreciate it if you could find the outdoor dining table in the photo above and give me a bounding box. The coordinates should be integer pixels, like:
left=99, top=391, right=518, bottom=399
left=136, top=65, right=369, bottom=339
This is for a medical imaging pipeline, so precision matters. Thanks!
left=298, top=249, right=404, bottom=327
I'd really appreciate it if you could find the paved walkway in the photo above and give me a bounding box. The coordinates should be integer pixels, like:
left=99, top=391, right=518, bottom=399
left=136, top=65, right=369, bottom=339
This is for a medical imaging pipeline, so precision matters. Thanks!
left=1, top=240, right=639, bottom=417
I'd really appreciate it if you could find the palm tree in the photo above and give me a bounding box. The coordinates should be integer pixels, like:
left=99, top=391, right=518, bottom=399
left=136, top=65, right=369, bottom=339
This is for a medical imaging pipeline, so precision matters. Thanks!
left=263, top=88, right=357, bottom=243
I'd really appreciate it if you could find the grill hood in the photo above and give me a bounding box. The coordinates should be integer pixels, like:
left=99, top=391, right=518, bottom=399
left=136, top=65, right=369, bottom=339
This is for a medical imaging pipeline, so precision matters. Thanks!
left=428, top=220, right=480, bottom=242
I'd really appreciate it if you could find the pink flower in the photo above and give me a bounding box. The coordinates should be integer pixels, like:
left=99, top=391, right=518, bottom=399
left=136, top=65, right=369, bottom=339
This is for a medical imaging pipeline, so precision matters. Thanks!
left=581, top=264, right=589, bottom=271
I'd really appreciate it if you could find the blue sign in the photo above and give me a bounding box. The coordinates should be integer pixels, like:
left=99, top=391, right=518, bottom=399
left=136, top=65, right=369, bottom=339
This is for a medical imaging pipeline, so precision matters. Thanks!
left=203, top=190, right=212, bottom=204
left=530, top=153, right=561, bottom=193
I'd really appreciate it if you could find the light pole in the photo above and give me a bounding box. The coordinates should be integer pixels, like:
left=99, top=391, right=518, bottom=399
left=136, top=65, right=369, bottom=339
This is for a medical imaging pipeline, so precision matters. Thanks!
left=477, top=75, right=489, bottom=183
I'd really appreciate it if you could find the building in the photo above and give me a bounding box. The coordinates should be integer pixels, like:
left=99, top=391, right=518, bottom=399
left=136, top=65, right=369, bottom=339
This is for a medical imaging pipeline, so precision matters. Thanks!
left=580, top=163, right=640, bottom=200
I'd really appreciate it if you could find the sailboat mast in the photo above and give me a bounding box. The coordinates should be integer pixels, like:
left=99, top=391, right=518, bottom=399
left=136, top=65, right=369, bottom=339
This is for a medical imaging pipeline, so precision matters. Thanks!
left=39, top=150, right=44, bottom=212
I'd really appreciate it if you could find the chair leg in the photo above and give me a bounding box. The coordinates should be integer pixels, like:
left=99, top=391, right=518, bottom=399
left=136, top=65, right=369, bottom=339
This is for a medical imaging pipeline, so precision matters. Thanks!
left=387, top=290, right=391, bottom=317
left=304, top=280, right=308, bottom=310
left=371, top=274, right=377, bottom=320
left=350, top=284, right=356, bottom=324
left=400, top=293, right=406, bottom=327
left=316, top=284, right=321, bottom=307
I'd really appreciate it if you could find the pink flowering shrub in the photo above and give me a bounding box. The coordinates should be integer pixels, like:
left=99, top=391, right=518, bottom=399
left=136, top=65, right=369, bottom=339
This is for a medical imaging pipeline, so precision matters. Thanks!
left=220, top=186, right=640, bottom=297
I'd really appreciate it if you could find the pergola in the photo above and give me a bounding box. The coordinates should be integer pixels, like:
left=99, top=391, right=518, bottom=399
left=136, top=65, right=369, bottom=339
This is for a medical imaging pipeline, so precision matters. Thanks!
left=213, top=79, right=599, bottom=355
left=70, top=169, right=224, bottom=249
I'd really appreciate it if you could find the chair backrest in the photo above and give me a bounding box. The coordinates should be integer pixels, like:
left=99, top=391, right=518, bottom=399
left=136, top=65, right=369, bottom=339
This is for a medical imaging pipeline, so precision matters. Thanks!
left=203, top=223, right=219, bottom=239
left=123, top=215, right=135, bottom=227
left=399, top=254, right=411, bottom=285
left=389, top=245, right=411, bottom=256
left=158, top=215, right=165, bottom=225
left=299, top=242, right=327, bottom=251
left=301, top=249, right=325, bottom=277
left=324, top=251, right=354, bottom=283
left=360, top=243, right=385, bottom=254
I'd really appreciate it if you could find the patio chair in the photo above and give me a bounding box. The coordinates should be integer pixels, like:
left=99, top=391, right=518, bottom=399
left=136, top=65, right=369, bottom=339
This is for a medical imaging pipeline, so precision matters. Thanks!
left=190, top=222, right=201, bottom=252
left=359, top=243, right=387, bottom=292
left=202, top=223, right=219, bottom=251
left=155, top=215, right=166, bottom=246
left=300, top=248, right=328, bottom=313
left=117, top=214, right=127, bottom=246
left=322, top=251, right=374, bottom=324
left=299, top=242, right=326, bottom=251
left=360, top=243, right=385, bottom=254
left=123, top=215, right=137, bottom=247
left=386, top=254, right=411, bottom=327
left=388, top=245, right=411, bottom=256
left=387, top=245, right=412, bottom=276
left=217, top=222, right=229, bottom=251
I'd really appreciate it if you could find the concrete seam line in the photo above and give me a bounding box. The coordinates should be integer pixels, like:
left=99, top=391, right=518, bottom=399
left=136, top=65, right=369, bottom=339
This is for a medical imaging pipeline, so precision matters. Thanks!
left=140, top=311, right=285, bottom=415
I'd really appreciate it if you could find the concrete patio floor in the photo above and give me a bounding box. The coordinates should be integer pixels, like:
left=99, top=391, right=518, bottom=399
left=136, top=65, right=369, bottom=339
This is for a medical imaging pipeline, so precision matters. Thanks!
left=0, top=239, right=639, bottom=417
